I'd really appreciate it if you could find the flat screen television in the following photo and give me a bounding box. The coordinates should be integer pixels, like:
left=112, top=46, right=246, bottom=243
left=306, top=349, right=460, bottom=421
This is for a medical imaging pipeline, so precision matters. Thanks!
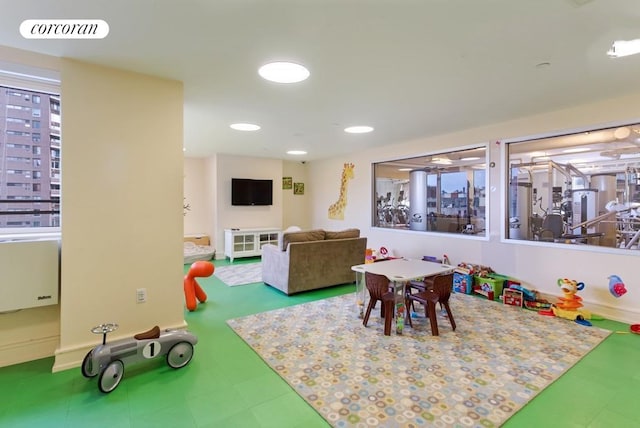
left=231, top=178, right=273, bottom=206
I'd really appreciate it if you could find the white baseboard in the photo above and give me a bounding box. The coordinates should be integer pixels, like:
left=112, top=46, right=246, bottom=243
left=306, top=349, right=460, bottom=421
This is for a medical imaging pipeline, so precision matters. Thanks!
left=537, top=291, right=638, bottom=325
left=0, top=335, right=58, bottom=369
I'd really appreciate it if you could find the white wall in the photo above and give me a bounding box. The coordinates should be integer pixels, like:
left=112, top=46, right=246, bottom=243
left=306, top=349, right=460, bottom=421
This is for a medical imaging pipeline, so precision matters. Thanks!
left=183, top=157, right=210, bottom=236
left=54, top=59, right=185, bottom=371
left=311, top=159, right=369, bottom=231
left=212, top=154, right=283, bottom=257
left=308, top=93, right=640, bottom=324
left=282, top=160, right=310, bottom=230
left=183, top=157, right=312, bottom=254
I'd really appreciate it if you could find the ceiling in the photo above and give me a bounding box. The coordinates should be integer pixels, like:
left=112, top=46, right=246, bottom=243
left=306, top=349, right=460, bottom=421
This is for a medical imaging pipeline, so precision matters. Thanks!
left=1, top=0, right=639, bottom=161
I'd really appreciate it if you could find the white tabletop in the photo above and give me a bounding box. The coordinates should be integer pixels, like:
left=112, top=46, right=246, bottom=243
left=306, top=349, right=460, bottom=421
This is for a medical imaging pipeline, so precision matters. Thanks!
left=351, top=258, right=453, bottom=282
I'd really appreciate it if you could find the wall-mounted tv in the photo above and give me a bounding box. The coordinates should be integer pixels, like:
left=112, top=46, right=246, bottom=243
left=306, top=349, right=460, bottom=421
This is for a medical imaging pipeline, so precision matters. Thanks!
left=231, top=178, right=273, bottom=206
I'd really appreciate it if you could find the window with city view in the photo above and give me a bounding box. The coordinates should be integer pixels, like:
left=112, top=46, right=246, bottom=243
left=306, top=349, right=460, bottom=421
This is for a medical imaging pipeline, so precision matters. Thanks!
left=373, top=146, right=487, bottom=236
left=0, top=84, right=61, bottom=230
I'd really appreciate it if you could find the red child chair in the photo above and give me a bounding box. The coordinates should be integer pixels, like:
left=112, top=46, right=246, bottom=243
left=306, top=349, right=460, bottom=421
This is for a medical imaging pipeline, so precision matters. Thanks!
left=184, top=261, right=214, bottom=311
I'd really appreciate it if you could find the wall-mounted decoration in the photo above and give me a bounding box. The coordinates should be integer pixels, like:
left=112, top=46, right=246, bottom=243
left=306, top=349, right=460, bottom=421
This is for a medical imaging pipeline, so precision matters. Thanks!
left=282, top=177, right=292, bottom=190
left=328, top=162, right=354, bottom=220
left=293, top=182, right=304, bottom=195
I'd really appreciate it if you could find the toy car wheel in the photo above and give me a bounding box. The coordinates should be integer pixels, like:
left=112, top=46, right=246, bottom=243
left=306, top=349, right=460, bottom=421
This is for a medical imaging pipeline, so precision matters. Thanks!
left=98, top=360, right=124, bottom=393
left=166, top=341, right=194, bottom=369
left=81, top=350, right=98, bottom=378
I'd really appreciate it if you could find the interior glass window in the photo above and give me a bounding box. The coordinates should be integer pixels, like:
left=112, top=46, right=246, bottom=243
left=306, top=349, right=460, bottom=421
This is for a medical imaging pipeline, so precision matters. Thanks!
left=373, top=146, right=487, bottom=236
left=507, top=122, right=640, bottom=250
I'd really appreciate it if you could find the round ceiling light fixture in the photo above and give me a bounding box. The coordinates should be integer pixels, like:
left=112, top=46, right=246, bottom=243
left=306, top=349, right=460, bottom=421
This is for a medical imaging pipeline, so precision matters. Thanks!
left=258, top=61, right=310, bottom=83
left=344, top=125, right=374, bottom=134
left=230, top=123, right=261, bottom=131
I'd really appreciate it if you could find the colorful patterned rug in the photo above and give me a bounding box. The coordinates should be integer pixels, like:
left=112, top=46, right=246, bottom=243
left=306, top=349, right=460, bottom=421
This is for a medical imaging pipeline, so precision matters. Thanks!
left=214, top=262, right=262, bottom=286
left=227, top=292, right=610, bottom=427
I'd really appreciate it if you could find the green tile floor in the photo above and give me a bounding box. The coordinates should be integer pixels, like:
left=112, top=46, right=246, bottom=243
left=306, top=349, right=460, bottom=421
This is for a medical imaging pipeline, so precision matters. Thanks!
left=1, top=257, right=639, bottom=427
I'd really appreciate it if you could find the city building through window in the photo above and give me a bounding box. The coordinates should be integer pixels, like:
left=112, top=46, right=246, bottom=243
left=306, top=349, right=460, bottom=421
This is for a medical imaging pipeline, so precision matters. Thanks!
left=1, top=80, right=61, bottom=232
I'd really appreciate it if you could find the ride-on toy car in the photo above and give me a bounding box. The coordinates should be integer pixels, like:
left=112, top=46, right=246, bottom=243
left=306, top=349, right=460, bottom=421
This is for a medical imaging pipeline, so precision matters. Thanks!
left=81, top=323, right=198, bottom=393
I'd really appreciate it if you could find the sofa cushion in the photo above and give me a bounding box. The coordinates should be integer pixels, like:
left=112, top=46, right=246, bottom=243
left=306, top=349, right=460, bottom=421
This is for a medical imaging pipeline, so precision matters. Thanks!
left=277, top=226, right=302, bottom=250
left=281, top=229, right=326, bottom=250
left=325, top=228, right=360, bottom=240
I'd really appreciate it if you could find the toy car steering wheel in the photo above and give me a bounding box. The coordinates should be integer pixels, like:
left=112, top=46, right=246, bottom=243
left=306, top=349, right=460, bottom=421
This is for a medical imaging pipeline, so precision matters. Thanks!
left=91, top=323, right=119, bottom=345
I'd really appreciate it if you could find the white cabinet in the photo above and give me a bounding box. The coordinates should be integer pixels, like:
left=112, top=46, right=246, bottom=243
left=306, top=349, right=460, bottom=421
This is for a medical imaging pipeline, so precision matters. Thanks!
left=224, top=228, right=280, bottom=262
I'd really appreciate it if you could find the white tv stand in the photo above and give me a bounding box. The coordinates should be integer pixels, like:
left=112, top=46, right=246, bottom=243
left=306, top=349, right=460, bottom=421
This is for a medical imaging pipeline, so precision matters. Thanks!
left=224, top=227, right=280, bottom=263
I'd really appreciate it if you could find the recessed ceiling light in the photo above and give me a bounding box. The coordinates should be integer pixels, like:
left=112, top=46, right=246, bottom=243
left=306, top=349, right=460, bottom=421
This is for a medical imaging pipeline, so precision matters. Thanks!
left=398, top=168, right=413, bottom=172
left=344, top=126, right=374, bottom=134
left=607, top=39, right=640, bottom=58
left=431, top=157, right=452, bottom=165
left=258, top=61, right=310, bottom=83
left=287, top=150, right=307, bottom=155
left=230, top=123, right=261, bottom=131
left=460, top=157, right=481, bottom=161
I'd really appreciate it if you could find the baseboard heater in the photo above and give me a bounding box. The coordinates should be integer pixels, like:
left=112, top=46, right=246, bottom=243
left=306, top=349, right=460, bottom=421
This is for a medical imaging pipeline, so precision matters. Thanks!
left=0, top=238, right=60, bottom=312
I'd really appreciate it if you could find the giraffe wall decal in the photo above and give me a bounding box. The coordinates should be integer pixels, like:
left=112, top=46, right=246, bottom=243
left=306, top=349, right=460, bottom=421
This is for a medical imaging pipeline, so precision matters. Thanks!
left=328, top=162, right=355, bottom=220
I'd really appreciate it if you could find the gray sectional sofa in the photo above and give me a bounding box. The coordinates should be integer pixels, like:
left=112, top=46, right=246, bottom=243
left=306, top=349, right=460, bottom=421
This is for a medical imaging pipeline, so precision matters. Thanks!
left=261, top=228, right=367, bottom=295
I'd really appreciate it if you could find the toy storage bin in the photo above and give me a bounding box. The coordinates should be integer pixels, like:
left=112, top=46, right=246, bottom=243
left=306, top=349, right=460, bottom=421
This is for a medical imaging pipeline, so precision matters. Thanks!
left=453, top=271, right=473, bottom=294
left=502, top=288, right=523, bottom=306
left=473, top=275, right=504, bottom=301
left=505, top=278, right=522, bottom=290
left=489, top=273, right=510, bottom=294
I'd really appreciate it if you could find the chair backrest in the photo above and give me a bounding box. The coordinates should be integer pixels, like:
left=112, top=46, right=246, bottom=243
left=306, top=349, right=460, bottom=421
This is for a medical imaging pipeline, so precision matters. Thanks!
left=365, top=271, right=391, bottom=299
left=432, top=272, right=454, bottom=302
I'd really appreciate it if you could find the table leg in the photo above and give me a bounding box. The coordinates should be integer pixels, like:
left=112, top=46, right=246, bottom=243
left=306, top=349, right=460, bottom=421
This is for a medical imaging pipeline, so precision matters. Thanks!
left=355, top=271, right=365, bottom=319
left=392, top=280, right=406, bottom=334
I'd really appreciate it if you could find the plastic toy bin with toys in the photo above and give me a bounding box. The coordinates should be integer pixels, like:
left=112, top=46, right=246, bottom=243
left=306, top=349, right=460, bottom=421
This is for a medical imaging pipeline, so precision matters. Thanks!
left=453, top=270, right=473, bottom=294
left=473, top=273, right=507, bottom=301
